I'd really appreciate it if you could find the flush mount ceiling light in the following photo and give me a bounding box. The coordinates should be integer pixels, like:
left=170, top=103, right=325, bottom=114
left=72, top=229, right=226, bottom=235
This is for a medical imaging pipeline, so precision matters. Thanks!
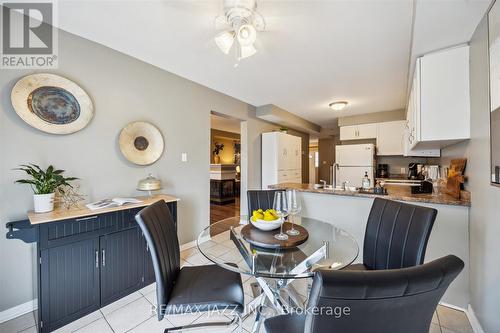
left=214, top=0, right=265, bottom=63
left=329, top=101, right=348, bottom=111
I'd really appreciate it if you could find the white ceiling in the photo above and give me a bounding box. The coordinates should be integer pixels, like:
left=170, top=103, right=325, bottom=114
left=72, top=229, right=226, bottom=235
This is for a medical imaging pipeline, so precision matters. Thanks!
left=55, top=0, right=490, bottom=128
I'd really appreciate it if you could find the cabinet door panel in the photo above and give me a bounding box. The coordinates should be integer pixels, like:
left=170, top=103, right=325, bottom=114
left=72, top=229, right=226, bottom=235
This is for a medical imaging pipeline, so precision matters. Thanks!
left=100, top=228, right=144, bottom=306
left=377, top=121, right=405, bottom=156
left=40, top=238, right=99, bottom=332
left=420, top=46, right=470, bottom=141
left=292, top=136, right=302, bottom=170
left=277, top=134, right=289, bottom=171
left=357, top=123, right=377, bottom=139
left=278, top=170, right=290, bottom=183
left=340, top=125, right=358, bottom=140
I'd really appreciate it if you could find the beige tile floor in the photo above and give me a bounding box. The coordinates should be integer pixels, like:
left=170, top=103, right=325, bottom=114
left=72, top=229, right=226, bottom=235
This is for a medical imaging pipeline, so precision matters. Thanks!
left=0, top=247, right=475, bottom=333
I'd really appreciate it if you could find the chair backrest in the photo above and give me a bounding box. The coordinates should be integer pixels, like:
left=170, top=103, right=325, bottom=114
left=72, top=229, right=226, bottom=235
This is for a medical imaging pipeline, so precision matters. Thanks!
left=363, top=197, right=437, bottom=270
left=247, top=189, right=284, bottom=216
left=305, top=255, right=464, bottom=333
left=135, top=200, right=180, bottom=320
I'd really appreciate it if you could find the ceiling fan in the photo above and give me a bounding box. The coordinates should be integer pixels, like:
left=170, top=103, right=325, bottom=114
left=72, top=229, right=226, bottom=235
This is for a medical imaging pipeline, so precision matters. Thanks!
left=214, top=0, right=266, bottom=62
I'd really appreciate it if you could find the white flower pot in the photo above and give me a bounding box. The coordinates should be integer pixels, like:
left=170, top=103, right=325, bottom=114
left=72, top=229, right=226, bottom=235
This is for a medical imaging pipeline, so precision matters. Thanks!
left=34, top=193, right=55, bottom=213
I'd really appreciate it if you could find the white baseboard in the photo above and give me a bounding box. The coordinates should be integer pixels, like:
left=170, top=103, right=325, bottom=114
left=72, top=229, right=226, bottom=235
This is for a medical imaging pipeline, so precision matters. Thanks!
left=0, top=299, right=37, bottom=324
left=439, top=301, right=467, bottom=312
left=180, top=236, right=210, bottom=251
left=180, top=240, right=197, bottom=251
left=438, top=302, right=485, bottom=333
left=466, top=304, right=485, bottom=333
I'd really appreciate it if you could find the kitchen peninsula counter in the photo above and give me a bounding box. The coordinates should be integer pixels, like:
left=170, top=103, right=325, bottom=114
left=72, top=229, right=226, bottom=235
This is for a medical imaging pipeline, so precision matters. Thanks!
left=269, top=182, right=470, bottom=309
left=269, top=183, right=470, bottom=207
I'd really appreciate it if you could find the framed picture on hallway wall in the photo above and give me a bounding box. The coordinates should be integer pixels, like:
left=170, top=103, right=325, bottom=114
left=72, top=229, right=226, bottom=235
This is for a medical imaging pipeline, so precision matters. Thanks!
left=489, top=0, right=500, bottom=185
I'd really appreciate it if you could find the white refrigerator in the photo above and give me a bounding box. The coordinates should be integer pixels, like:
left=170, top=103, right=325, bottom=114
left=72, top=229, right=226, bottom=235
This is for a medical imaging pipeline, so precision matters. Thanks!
left=335, top=144, right=376, bottom=188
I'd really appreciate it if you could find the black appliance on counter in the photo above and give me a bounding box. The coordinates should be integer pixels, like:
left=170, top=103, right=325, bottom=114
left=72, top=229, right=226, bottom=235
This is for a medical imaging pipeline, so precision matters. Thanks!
left=408, top=163, right=424, bottom=180
left=377, top=164, right=389, bottom=178
left=411, top=180, right=434, bottom=194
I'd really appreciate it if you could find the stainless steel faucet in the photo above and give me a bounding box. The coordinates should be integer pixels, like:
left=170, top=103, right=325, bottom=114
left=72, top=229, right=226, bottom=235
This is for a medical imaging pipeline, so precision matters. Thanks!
left=319, top=179, right=327, bottom=188
left=331, top=163, right=340, bottom=188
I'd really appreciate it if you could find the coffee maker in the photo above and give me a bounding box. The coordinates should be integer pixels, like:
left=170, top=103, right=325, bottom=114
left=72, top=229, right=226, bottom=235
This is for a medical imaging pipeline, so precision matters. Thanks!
left=377, top=164, right=389, bottom=178
left=408, top=163, right=424, bottom=180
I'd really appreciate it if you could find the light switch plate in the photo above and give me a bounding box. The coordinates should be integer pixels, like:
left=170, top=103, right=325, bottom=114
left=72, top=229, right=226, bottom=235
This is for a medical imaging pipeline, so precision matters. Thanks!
left=400, top=167, right=406, bottom=174
left=181, top=153, right=187, bottom=162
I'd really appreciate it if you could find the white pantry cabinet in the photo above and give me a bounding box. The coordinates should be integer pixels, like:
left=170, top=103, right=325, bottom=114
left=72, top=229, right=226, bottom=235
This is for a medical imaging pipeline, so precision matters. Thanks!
left=408, top=45, right=470, bottom=150
left=340, top=123, right=377, bottom=140
left=262, top=132, right=302, bottom=189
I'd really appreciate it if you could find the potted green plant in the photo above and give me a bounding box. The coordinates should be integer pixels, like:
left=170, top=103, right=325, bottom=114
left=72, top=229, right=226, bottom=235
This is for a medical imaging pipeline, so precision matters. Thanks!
left=213, top=142, right=224, bottom=164
left=15, top=164, right=78, bottom=213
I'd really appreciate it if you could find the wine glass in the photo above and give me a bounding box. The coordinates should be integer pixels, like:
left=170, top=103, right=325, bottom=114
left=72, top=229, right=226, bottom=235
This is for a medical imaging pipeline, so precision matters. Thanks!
left=286, top=189, right=301, bottom=236
left=273, top=191, right=290, bottom=240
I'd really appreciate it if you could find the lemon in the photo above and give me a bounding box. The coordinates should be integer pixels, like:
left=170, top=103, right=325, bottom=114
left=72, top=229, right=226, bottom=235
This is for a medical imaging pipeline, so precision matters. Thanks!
left=263, top=211, right=276, bottom=221
left=252, top=210, right=264, bottom=220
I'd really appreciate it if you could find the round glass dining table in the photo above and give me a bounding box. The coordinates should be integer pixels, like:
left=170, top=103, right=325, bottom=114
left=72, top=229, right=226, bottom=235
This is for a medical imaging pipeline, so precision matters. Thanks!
left=197, top=215, right=359, bottom=332
left=197, top=215, right=359, bottom=280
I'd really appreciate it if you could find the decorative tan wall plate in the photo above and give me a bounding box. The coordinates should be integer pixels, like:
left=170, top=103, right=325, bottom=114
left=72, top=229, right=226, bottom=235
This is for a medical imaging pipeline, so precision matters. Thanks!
left=11, top=74, right=94, bottom=134
left=119, top=121, right=164, bottom=165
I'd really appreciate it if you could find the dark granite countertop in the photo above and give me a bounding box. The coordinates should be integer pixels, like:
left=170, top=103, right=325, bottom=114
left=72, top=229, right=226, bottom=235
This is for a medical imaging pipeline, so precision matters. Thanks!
left=268, top=183, right=471, bottom=207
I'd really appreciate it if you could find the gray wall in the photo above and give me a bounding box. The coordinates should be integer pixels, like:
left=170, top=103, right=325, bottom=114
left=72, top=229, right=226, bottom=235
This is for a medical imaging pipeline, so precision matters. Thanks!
left=466, top=14, right=500, bottom=332
left=0, top=29, right=291, bottom=312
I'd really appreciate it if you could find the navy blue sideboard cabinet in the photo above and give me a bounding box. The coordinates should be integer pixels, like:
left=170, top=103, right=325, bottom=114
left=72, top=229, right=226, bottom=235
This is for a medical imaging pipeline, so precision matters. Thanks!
left=6, top=195, right=179, bottom=333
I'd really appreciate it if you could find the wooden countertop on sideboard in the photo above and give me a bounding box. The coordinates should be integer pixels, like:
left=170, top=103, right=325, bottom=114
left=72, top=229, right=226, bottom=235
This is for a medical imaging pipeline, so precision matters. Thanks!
left=27, top=194, right=180, bottom=225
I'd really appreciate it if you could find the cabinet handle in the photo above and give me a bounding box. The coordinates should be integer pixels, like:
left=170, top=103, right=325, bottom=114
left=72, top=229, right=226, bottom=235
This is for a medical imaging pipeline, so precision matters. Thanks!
left=102, top=249, right=106, bottom=267
left=95, top=250, right=99, bottom=268
left=76, top=215, right=98, bottom=222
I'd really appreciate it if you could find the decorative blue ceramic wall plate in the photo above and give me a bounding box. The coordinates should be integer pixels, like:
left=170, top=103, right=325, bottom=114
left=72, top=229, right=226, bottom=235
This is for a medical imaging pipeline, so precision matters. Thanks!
left=11, top=74, right=94, bottom=134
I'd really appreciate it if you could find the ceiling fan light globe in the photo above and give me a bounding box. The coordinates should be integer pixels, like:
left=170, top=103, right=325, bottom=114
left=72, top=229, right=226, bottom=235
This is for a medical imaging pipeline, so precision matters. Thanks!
left=237, top=24, right=257, bottom=46
left=239, top=44, right=257, bottom=59
left=215, top=31, right=235, bottom=54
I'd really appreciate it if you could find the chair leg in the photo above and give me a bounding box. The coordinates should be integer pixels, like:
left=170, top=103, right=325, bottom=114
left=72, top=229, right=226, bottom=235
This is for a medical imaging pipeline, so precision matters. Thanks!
left=165, top=313, right=241, bottom=333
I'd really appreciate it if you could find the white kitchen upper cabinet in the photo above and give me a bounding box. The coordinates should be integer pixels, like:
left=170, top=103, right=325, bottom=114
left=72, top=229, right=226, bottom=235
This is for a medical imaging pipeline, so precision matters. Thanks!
left=404, top=70, right=440, bottom=157
left=409, top=45, right=470, bottom=149
left=340, top=124, right=377, bottom=141
left=357, top=123, right=377, bottom=139
left=339, top=125, right=358, bottom=140
left=262, top=132, right=302, bottom=189
left=376, top=121, right=405, bottom=156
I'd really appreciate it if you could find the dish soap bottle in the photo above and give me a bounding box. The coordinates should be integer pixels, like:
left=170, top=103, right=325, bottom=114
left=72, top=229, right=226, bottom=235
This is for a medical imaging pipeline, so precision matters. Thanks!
left=362, top=172, right=371, bottom=190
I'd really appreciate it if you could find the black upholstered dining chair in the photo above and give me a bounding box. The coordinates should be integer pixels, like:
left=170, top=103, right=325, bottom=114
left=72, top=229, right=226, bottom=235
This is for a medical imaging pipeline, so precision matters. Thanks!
left=346, top=197, right=437, bottom=271
left=135, top=200, right=244, bottom=332
left=264, top=255, right=464, bottom=333
left=247, top=189, right=284, bottom=216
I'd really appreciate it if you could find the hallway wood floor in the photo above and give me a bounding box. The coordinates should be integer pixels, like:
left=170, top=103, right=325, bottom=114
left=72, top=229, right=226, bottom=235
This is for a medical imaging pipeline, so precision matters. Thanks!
left=210, top=197, right=240, bottom=224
